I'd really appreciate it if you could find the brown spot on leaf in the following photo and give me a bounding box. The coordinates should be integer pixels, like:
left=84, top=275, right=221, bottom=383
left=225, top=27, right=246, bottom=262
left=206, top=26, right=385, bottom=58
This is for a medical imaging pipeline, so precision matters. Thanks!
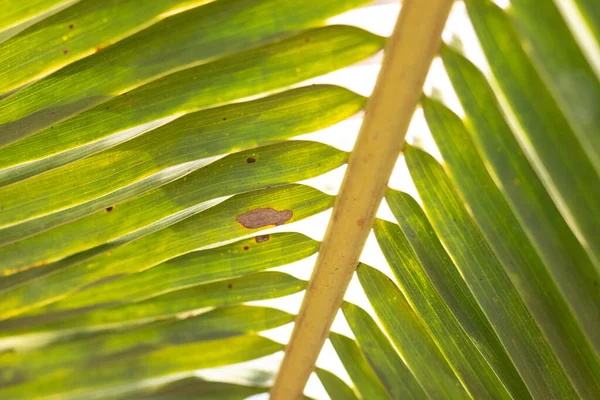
left=255, top=234, right=270, bottom=243
left=246, top=157, right=256, bottom=164
left=243, top=246, right=250, bottom=251
left=228, top=284, right=233, bottom=289
left=105, top=206, right=114, bottom=212
left=357, top=217, right=366, bottom=227
left=236, top=208, right=292, bottom=229
left=63, top=49, right=69, bottom=54
left=69, top=24, right=74, bottom=29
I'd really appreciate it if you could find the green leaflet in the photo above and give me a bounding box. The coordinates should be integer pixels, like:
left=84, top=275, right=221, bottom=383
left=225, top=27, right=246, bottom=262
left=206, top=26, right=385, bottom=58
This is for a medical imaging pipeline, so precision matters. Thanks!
left=0, top=243, right=124, bottom=294
left=0, top=305, right=291, bottom=385
left=0, top=234, right=309, bottom=346
left=342, top=301, right=428, bottom=399
left=423, top=96, right=600, bottom=397
left=0, top=0, right=369, bottom=144
left=0, top=270, right=302, bottom=338
left=0, top=141, right=341, bottom=272
left=316, top=368, right=359, bottom=400
left=0, top=334, right=282, bottom=400
left=0, top=85, right=359, bottom=228
left=0, top=184, right=333, bottom=319
left=405, top=144, right=578, bottom=398
left=374, top=215, right=519, bottom=400
left=44, top=232, right=319, bottom=313
left=0, top=0, right=79, bottom=32
left=464, top=0, right=600, bottom=267
left=0, top=25, right=383, bottom=174
left=0, top=136, right=347, bottom=249
left=329, top=332, right=388, bottom=400
left=0, top=0, right=209, bottom=95
left=505, top=0, right=600, bottom=172
left=356, top=264, right=468, bottom=399
left=441, top=45, right=600, bottom=357
left=125, top=377, right=267, bottom=400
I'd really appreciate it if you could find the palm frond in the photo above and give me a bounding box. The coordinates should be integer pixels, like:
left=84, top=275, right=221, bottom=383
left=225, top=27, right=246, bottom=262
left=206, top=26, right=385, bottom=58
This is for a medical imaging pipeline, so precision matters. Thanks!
left=1, top=0, right=600, bottom=398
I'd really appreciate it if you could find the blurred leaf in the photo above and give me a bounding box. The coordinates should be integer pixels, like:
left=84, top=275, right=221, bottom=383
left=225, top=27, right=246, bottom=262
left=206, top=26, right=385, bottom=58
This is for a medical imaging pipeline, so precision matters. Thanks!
left=125, top=377, right=267, bottom=400
left=316, top=368, right=359, bottom=400
left=570, top=0, right=600, bottom=48
left=0, top=334, right=282, bottom=399
left=0, top=0, right=80, bottom=32
left=0, top=305, right=291, bottom=385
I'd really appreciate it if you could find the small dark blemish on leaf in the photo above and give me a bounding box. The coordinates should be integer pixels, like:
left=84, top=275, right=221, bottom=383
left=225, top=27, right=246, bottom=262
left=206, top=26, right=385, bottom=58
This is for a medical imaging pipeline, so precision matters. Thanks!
left=105, top=206, right=114, bottom=212
left=356, top=217, right=366, bottom=227
left=69, top=24, right=74, bottom=29
left=63, top=49, right=69, bottom=55
left=222, top=117, right=227, bottom=121
left=243, top=246, right=250, bottom=251
left=236, top=208, right=293, bottom=229
left=246, top=157, right=256, bottom=164
left=228, top=284, right=233, bottom=289
left=255, top=234, right=270, bottom=243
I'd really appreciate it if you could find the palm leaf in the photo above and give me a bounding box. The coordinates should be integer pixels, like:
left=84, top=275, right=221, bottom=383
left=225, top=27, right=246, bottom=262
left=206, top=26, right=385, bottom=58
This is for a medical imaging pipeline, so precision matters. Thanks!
left=2, top=0, right=599, bottom=398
